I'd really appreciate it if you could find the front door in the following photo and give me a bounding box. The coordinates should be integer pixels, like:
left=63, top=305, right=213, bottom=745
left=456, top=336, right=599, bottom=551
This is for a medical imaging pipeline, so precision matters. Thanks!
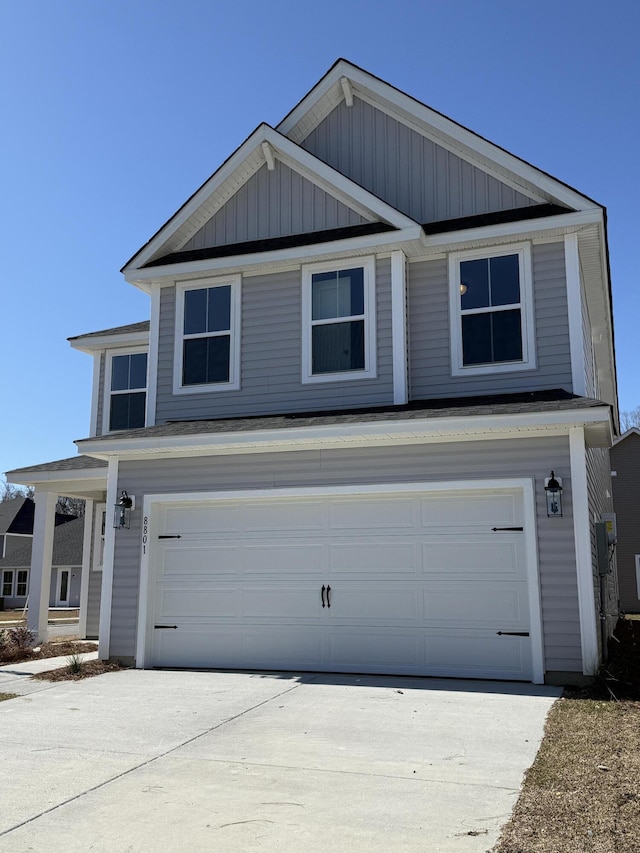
left=56, top=570, right=70, bottom=606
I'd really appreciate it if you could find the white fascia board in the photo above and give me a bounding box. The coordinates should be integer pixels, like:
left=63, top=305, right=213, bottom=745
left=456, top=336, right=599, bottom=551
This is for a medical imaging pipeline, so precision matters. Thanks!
left=124, top=226, right=425, bottom=285
left=69, top=331, right=149, bottom=354
left=75, top=406, right=612, bottom=459
left=280, top=61, right=600, bottom=213
left=5, top=468, right=107, bottom=487
left=124, top=123, right=418, bottom=275
left=420, top=209, right=604, bottom=253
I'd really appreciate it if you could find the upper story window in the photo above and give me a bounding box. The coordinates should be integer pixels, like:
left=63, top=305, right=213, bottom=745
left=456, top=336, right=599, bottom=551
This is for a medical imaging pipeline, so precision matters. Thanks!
left=105, top=349, right=147, bottom=432
left=302, top=257, right=376, bottom=383
left=174, top=277, right=241, bottom=394
left=449, top=243, right=535, bottom=376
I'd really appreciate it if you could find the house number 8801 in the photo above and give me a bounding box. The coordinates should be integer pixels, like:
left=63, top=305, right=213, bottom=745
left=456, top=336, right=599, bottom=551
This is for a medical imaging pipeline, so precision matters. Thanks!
left=142, top=516, right=148, bottom=554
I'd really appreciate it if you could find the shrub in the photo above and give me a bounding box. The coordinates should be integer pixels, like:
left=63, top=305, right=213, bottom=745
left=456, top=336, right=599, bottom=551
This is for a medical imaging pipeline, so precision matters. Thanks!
left=66, top=653, right=84, bottom=675
left=8, top=626, right=37, bottom=651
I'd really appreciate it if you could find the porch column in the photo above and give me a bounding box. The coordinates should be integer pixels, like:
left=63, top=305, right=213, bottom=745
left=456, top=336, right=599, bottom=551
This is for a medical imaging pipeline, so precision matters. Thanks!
left=78, top=499, right=94, bottom=639
left=27, top=490, right=58, bottom=643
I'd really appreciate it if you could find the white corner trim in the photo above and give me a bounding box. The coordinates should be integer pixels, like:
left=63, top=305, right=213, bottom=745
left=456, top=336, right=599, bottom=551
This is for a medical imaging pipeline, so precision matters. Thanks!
left=98, top=458, right=119, bottom=660
left=146, top=288, right=161, bottom=426
left=301, top=256, right=377, bottom=384
left=90, top=353, right=102, bottom=437
left=564, top=233, right=587, bottom=397
left=136, top=495, right=153, bottom=668
left=448, top=242, right=536, bottom=377
left=172, top=275, right=242, bottom=395
left=390, top=250, right=408, bottom=404
left=78, top=499, right=94, bottom=639
left=261, top=141, right=276, bottom=171
left=522, top=478, right=545, bottom=684
left=569, top=427, right=600, bottom=674
left=340, top=76, right=354, bottom=107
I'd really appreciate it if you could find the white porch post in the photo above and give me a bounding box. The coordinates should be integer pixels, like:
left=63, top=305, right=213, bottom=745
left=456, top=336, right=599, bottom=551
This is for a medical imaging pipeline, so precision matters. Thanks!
left=78, top=499, right=94, bottom=639
left=27, top=490, right=58, bottom=643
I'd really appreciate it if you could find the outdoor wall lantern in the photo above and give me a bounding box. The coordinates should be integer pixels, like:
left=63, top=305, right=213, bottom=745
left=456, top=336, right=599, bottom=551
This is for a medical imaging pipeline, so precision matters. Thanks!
left=114, top=490, right=135, bottom=529
left=544, top=472, right=563, bottom=518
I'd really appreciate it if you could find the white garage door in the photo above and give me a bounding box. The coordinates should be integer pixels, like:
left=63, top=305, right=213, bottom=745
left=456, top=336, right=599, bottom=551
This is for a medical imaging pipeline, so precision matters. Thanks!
left=146, top=487, right=534, bottom=680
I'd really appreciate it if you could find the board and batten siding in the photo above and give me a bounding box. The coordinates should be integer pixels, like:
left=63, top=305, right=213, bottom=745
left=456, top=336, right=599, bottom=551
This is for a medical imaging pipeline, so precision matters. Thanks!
left=585, top=445, right=618, bottom=646
left=154, top=258, right=394, bottom=423
left=611, top=434, right=640, bottom=611
left=110, top=435, right=582, bottom=675
left=182, top=161, right=367, bottom=251
left=94, top=352, right=106, bottom=437
left=300, top=97, right=537, bottom=224
left=408, top=241, right=572, bottom=399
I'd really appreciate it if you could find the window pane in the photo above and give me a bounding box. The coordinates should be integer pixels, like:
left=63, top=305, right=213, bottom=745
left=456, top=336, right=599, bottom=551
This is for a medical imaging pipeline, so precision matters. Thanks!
left=184, top=288, right=207, bottom=335
left=183, top=336, right=230, bottom=385
left=312, top=268, right=364, bottom=320
left=460, top=259, right=489, bottom=310
left=17, top=571, right=28, bottom=597
left=462, top=313, right=492, bottom=365
left=312, top=320, right=365, bottom=374
left=492, top=309, right=523, bottom=362
left=111, top=355, right=130, bottom=391
left=207, top=286, right=231, bottom=332
left=127, top=392, right=146, bottom=428
left=109, top=392, right=146, bottom=431
left=129, top=353, right=147, bottom=389
left=490, top=254, right=520, bottom=306
left=2, top=571, right=13, bottom=597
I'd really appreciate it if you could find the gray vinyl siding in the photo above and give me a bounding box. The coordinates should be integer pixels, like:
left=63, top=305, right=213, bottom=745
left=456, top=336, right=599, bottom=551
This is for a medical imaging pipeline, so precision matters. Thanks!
left=155, top=258, right=394, bottom=423
left=182, top=162, right=367, bottom=251
left=95, top=352, right=105, bottom=437
left=585, top=446, right=617, bottom=652
left=85, top=570, right=102, bottom=638
left=611, top=435, right=640, bottom=612
left=110, top=435, right=582, bottom=674
left=301, top=98, right=536, bottom=224
left=408, top=241, right=572, bottom=399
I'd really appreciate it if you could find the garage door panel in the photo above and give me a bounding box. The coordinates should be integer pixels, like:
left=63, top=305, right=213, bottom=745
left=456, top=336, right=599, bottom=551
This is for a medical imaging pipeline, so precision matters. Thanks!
left=329, top=498, right=416, bottom=530
left=329, top=587, right=420, bottom=621
left=242, top=500, right=325, bottom=533
left=420, top=493, right=520, bottom=527
left=329, top=542, right=418, bottom=574
left=243, top=629, right=324, bottom=667
left=161, top=545, right=238, bottom=575
left=328, top=631, right=420, bottom=669
left=158, top=587, right=240, bottom=619
left=421, top=539, right=522, bottom=577
left=423, top=585, right=529, bottom=627
left=153, top=626, right=240, bottom=669
left=242, top=587, right=323, bottom=619
left=240, top=544, right=323, bottom=574
left=163, top=504, right=240, bottom=535
left=423, top=631, right=531, bottom=679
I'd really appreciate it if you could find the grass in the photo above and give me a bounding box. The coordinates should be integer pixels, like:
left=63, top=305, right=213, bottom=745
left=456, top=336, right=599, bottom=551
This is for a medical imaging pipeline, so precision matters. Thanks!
left=493, top=618, right=640, bottom=853
left=0, top=692, right=18, bottom=702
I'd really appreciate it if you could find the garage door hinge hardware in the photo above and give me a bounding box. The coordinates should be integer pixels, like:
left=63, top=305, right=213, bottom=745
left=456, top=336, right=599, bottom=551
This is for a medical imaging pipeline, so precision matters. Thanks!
left=154, top=625, right=178, bottom=630
left=158, top=535, right=182, bottom=539
left=496, top=631, right=529, bottom=636
left=491, top=527, right=523, bottom=532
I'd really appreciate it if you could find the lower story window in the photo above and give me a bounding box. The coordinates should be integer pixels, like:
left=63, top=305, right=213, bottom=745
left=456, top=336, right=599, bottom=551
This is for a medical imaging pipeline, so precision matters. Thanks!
left=2, top=570, right=13, bottom=597
left=16, top=570, right=28, bottom=597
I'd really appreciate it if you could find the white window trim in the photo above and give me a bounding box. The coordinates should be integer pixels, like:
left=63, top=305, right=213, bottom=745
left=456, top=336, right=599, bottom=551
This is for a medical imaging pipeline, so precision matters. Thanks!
left=449, top=242, right=536, bottom=377
left=102, top=346, right=149, bottom=435
left=301, top=256, right=377, bottom=384
left=173, top=275, right=242, bottom=395
left=16, top=569, right=29, bottom=598
left=92, top=503, right=106, bottom=572
left=635, top=555, right=640, bottom=600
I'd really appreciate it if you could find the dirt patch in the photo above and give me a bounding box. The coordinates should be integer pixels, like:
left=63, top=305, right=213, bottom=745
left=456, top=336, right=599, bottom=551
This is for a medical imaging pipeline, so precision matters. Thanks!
left=0, top=640, right=97, bottom=666
left=493, top=618, right=640, bottom=853
left=32, top=659, right=123, bottom=682
left=0, top=692, right=18, bottom=702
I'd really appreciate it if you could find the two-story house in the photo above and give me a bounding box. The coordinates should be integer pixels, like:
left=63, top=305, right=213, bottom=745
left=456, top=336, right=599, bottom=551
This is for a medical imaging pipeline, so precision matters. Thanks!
left=7, top=59, right=618, bottom=684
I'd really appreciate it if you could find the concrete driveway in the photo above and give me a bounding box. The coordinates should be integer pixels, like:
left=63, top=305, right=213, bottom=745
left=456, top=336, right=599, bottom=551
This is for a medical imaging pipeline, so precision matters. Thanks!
left=0, top=669, right=559, bottom=852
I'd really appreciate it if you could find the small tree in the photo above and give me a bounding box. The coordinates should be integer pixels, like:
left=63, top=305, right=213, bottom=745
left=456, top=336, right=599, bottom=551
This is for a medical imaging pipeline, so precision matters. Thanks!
left=0, top=477, right=33, bottom=503
left=620, top=408, right=640, bottom=433
left=56, top=496, right=85, bottom=518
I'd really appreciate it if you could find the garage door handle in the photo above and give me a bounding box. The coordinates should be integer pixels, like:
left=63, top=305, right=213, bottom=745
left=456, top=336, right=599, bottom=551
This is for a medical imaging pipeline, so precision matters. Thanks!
left=154, top=625, right=178, bottom=630
left=496, top=631, right=529, bottom=636
left=321, top=585, right=326, bottom=608
left=326, top=585, right=331, bottom=608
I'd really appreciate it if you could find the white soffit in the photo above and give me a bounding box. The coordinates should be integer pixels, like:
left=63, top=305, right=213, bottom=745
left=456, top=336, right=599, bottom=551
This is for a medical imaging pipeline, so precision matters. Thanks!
left=278, top=60, right=601, bottom=213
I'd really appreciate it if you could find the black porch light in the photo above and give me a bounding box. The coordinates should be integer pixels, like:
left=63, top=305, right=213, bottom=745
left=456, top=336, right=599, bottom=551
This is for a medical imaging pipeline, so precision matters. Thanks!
left=114, top=490, right=134, bottom=529
left=544, top=472, right=563, bottom=518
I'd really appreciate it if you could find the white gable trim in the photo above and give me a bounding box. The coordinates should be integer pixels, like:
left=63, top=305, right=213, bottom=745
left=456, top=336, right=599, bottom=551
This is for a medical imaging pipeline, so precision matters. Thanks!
left=123, top=125, right=418, bottom=273
left=278, top=60, right=600, bottom=213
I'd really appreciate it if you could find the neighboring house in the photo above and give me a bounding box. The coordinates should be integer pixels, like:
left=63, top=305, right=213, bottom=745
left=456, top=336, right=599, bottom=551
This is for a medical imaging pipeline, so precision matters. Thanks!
left=6, top=59, right=619, bottom=684
left=611, top=429, right=640, bottom=613
left=0, top=497, right=80, bottom=609
left=0, top=516, right=85, bottom=611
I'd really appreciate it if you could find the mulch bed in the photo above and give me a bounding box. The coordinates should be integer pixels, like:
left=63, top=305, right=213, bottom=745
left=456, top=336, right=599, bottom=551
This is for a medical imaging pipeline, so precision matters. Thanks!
left=493, top=618, right=640, bottom=853
left=32, top=659, right=123, bottom=682
left=0, top=641, right=98, bottom=666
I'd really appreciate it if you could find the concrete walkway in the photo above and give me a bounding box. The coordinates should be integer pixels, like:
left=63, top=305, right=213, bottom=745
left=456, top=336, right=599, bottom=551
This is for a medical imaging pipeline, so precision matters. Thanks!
left=0, top=650, right=98, bottom=696
left=0, top=669, right=559, bottom=852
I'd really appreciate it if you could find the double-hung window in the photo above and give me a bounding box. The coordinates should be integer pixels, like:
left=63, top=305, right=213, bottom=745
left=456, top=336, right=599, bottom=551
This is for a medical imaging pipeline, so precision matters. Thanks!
left=2, top=570, right=13, bottom=597
left=105, top=350, right=147, bottom=432
left=175, top=277, right=241, bottom=393
left=16, top=570, right=28, bottom=597
left=449, top=244, right=535, bottom=375
left=302, top=257, right=376, bottom=383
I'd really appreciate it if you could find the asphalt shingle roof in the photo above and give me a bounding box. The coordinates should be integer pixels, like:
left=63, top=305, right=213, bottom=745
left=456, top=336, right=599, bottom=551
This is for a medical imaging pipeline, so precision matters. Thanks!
left=0, top=515, right=85, bottom=569
left=6, top=456, right=107, bottom=477
left=67, top=321, right=149, bottom=342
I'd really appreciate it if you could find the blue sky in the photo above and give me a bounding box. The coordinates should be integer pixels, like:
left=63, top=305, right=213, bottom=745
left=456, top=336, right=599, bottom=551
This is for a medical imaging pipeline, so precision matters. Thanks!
left=1, top=0, right=638, bottom=477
